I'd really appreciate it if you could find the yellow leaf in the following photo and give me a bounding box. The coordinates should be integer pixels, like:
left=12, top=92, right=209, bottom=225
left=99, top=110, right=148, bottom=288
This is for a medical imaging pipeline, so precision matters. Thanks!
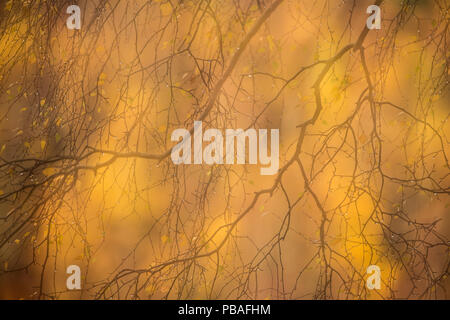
left=20, top=107, right=27, bottom=112
left=431, top=95, right=440, bottom=102
left=5, top=0, right=12, bottom=11
left=24, top=142, right=31, bottom=148
left=0, top=144, right=5, bottom=154
left=40, top=140, right=46, bottom=150
left=43, top=167, right=57, bottom=176
left=0, top=189, right=3, bottom=196
left=14, top=239, right=20, bottom=244
left=160, top=3, right=172, bottom=16
left=161, top=235, right=169, bottom=244
left=267, top=35, right=275, bottom=51
left=40, top=99, right=46, bottom=106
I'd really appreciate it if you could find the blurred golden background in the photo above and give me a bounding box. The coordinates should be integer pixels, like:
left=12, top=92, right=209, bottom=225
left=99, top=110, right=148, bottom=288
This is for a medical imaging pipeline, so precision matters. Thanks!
left=0, top=0, right=448, bottom=299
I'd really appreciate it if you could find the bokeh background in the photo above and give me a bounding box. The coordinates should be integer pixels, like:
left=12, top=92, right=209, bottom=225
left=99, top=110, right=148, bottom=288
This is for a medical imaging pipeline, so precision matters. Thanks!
left=0, top=0, right=448, bottom=299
